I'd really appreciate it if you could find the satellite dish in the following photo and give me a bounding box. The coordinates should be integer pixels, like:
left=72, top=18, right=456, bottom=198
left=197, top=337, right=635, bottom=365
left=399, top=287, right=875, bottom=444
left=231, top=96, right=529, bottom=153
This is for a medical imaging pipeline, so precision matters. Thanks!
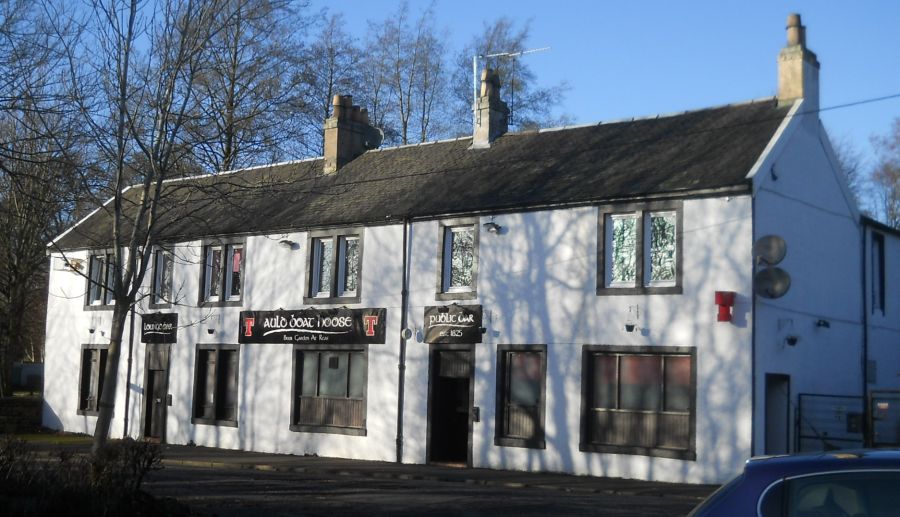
left=364, top=126, right=384, bottom=150
left=754, top=267, right=791, bottom=299
left=754, top=235, right=787, bottom=265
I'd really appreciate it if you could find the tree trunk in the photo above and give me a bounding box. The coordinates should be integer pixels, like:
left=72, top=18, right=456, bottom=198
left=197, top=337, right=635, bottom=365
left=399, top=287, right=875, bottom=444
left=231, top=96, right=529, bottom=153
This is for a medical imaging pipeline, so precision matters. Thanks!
left=91, top=302, right=131, bottom=453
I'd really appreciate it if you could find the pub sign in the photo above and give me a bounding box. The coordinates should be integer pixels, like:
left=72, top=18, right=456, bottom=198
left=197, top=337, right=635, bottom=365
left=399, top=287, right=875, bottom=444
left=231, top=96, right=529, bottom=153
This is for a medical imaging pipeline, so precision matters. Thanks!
left=423, top=304, right=483, bottom=344
left=239, top=308, right=387, bottom=344
left=141, top=313, right=178, bottom=344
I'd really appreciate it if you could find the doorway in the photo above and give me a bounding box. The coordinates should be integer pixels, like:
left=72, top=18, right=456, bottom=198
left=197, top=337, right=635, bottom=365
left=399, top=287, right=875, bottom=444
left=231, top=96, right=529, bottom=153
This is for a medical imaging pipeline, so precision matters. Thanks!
left=427, top=344, right=474, bottom=466
left=765, top=373, right=791, bottom=455
left=143, top=344, right=170, bottom=441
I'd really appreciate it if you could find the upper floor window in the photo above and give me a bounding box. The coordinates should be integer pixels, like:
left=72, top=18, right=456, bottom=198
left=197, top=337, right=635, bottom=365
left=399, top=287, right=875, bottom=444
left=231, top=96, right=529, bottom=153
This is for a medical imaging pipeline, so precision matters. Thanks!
left=598, top=202, right=682, bottom=295
left=152, top=248, right=174, bottom=306
left=201, top=242, right=243, bottom=304
left=86, top=253, right=115, bottom=306
left=305, top=230, right=362, bottom=303
left=437, top=220, right=478, bottom=300
left=872, top=232, right=885, bottom=314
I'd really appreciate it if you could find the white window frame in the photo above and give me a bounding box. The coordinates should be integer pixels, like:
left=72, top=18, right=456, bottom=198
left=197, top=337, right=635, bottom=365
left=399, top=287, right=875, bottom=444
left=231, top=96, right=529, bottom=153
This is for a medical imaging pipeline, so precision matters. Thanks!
left=201, top=241, right=244, bottom=305
left=597, top=202, right=682, bottom=296
left=86, top=252, right=115, bottom=307
left=436, top=219, right=479, bottom=301
left=152, top=247, right=174, bottom=306
left=305, top=230, right=363, bottom=304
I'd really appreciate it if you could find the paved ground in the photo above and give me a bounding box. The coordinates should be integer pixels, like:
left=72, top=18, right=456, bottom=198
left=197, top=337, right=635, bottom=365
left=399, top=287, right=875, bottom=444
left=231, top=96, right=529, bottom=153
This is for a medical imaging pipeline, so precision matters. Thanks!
left=28, top=440, right=719, bottom=516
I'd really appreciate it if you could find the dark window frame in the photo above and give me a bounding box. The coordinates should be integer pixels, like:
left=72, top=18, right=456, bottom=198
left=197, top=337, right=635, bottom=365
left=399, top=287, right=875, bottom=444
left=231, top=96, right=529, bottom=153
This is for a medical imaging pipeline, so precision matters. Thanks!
left=495, top=344, right=547, bottom=449
left=191, top=343, right=240, bottom=427
left=77, top=343, right=109, bottom=415
left=435, top=218, right=479, bottom=301
left=579, top=344, right=696, bottom=460
left=290, top=344, right=368, bottom=436
left=150, top=245, right=174, bottom=309
left=198, top=239, right=244, bottom=307
left=303, top=229, right=364, bottom=305
left=596, top=201, right=683, bottom=296
left=872, top=232, right=885, bottom=314
left=84, top=251, right=116, bottom=309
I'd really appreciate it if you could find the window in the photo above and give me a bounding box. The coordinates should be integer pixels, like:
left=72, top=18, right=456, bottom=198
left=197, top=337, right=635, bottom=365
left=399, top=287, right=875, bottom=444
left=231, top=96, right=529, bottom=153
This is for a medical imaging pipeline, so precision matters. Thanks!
left=872, top=232, right=885, bottom=314
left=201, top=242, right=243, bottom=304
left=152, top=248, right=174, bottom=306
left=291, top=345, right=367, bottom=436
left=86, top=253, right=115, bottom=306
left=495, top=345, right=547, bottom=449
left=580, top=345, right=695, bottom=460
left=78, top=344, right=108, bottom=415
left=305, top=230, right=362, bottom=303
left=598, top=202, right=682, bottom=295
left=192, top=344, right=240, bottom=426
left=437, top=220, right=479, bottom=300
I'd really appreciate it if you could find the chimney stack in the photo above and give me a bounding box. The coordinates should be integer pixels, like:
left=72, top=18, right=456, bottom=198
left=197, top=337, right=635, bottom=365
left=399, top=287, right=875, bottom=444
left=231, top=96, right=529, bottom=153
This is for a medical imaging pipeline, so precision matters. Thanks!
left=777, top=13, right=819, bottom=110
left=323, top=95, right=379, bottom=174
left=471, top=68, right=509, bottom=149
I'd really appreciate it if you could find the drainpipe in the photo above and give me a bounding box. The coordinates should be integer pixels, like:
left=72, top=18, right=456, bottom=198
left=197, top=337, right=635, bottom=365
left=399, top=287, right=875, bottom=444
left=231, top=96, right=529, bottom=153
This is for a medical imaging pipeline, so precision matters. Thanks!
left=396, top=218, right=410, bottom=463
left=123, top=304, right=136, bottom=438
left=750, top=195, right=758, bottom=455
left=860, top=225, right=870, bottom=446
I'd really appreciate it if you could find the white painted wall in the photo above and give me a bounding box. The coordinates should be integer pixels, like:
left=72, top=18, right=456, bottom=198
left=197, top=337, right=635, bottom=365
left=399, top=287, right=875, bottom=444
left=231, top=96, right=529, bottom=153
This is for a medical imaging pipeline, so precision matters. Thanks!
left=44, top=194, right=755, bottom=484
left=402, top=197, right=755, bottom=484
left=865, top=226, right=900, bottom=393
left=750, top=104, right=867, bottom=454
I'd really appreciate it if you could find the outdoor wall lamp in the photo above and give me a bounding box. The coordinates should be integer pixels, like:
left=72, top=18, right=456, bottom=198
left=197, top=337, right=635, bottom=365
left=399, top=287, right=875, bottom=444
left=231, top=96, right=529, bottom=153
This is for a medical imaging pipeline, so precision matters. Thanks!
left=483, top=217, right=502, bottom=234
left=279, top=239, right=297, bottom=250
left=88, top=327, right=95, bottom=334
left=815, top=319, right=830, bottom=328
left=715, top=291, right=736, bottom=322
left=207, top=328, right=215, bottom=335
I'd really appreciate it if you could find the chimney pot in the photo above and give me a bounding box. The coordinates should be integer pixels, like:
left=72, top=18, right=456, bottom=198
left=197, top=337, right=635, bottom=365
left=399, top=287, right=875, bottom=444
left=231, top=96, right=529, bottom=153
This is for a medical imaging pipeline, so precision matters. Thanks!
left=777, top=13, right=819, bottom=110
left=323, top=94, right=378, bottom=174
left=786, top=13, right=805, bottom=47
left=471, top=67, right=509, bottom=149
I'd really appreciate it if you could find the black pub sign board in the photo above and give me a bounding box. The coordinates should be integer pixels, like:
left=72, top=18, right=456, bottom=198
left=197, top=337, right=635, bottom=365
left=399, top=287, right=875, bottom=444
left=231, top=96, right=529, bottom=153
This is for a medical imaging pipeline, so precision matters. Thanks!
left=424, top=304, right=483, bottom=344
left=141, top=313, right=178, bottom=344
left=239, top=308, right=387, bottom=344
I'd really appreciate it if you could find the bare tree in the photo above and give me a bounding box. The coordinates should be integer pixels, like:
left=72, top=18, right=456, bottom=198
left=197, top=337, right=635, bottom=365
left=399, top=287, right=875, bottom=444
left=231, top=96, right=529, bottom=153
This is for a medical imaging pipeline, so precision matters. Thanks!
left=364, top=1, right=446, bottom=145
left=299, top=12, right=361, bottom=156
left=871, top=118, right=900, bottom=228
left=55, top=0, right=227, bottom=452
left=829, top=135, right=865, bottom=210
left=450, top=18, right=569, bottom=136
left=190, top=0, right=311, bottom=172
left=0, top=0, right=86, bottom=396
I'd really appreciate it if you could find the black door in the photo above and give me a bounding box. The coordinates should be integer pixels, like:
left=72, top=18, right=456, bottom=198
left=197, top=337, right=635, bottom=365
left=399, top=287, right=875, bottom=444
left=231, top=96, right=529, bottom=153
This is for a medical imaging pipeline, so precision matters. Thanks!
left=145, top=369, right=167, bottom=439
left=143, top=344, right=170, bottom=441
left=428, top=346, right=473, bottom=465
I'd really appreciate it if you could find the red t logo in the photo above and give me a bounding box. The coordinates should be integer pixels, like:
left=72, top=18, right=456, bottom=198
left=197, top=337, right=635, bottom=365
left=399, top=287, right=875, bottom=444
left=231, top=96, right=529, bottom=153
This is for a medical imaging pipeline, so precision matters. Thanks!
left=243, top=317, right=255, bottom=337
left=363, top=315, right=378, bottom=337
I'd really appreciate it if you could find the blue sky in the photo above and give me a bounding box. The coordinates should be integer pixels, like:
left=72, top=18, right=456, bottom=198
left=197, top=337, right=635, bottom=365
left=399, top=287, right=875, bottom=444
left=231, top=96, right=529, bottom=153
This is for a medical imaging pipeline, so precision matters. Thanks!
left=316, top=0, right=900, bottom=174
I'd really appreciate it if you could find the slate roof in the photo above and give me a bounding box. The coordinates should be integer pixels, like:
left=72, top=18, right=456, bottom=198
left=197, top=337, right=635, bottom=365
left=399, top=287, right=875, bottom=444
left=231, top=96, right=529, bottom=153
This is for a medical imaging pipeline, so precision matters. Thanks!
left=53, top=98, right=791, bottom=250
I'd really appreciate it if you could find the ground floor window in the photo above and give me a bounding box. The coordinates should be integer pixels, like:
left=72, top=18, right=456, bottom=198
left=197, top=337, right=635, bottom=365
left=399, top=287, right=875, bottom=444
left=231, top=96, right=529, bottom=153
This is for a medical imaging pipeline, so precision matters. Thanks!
left=191, top=344, right=239, bottom=427
left=495, top=344, right=547, bottom=449
left=78, top=344, right=108, bottom=415
left=291, top=345, right=367, bottom=436
left=580, top=345, right=696, bottom=460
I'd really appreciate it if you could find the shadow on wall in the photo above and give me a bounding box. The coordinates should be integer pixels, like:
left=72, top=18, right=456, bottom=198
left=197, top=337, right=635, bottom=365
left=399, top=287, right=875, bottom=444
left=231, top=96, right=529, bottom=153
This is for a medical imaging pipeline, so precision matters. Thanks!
left=473, top=199, right=753, bottom=483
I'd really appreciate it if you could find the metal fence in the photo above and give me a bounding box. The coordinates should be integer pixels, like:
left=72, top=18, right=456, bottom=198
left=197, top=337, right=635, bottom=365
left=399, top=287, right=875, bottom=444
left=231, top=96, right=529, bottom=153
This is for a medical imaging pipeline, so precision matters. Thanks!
left=871, top=391, right=900, bottom=448
left=797, top=394, right=864, bottom=452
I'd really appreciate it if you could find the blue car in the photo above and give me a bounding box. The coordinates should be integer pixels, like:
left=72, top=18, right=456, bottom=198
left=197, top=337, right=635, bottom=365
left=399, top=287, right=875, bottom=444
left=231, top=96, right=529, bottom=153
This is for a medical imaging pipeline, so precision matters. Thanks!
left=688, top=450, right=900, bottom=517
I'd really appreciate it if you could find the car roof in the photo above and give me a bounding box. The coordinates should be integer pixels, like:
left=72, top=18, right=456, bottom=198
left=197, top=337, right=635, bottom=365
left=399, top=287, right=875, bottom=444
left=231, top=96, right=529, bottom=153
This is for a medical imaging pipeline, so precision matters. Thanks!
left=745, top=449, right=900, bottom=482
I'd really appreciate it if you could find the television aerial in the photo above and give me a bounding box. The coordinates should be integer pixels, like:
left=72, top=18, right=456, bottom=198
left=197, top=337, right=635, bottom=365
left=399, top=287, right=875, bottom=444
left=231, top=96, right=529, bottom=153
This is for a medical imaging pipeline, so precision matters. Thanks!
left=472, top=46, right=550, bottom=128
